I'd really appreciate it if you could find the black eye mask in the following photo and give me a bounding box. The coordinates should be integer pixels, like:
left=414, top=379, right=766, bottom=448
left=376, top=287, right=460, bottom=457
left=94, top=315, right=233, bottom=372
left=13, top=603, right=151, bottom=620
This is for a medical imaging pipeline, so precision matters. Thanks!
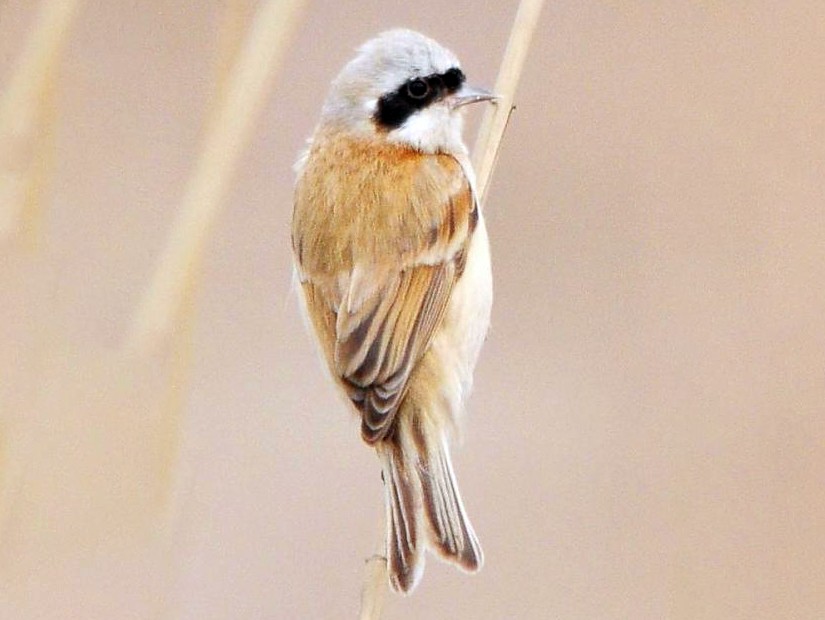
left=374, top=67, right=466, bottom=130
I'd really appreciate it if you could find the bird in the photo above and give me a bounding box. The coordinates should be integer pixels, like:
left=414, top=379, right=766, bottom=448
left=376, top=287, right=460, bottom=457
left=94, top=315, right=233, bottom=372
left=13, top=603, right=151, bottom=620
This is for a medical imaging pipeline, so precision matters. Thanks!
left=291, top=28, right=496, bottom=594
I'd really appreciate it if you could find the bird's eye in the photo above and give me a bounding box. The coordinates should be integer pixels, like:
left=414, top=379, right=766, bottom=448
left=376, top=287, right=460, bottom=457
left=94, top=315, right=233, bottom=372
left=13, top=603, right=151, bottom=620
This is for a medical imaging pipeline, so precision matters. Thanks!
left=406, top=79, right=430, bottom=100
left=442, top=68, right=465, bottom=91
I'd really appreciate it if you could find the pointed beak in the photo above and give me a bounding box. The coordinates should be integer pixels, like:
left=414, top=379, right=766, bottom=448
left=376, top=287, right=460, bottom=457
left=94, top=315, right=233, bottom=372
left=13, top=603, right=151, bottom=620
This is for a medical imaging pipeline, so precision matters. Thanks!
left=449, top=85, right=499, bottom=108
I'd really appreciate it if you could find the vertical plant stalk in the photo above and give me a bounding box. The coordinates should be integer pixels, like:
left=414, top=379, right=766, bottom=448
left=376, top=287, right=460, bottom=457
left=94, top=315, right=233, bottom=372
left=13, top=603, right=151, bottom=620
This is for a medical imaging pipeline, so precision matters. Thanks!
left=211, top=0, right=251, bottom=125
left=126, top=0, right=307, bottom=354
left=472, top=0, right=545, bottom=207
left=155, top=0, right=252, bottom=524
left=0, top=0, right=82, bottom=246
left=17, top=75, right=57, bottom=248
left=0, top=0, right=81, bottom=545
left=358, top=553, right=388, bottom=620
left=357, top=1, right=545, bottom=617
left=150, top=3, right=302, bottom=616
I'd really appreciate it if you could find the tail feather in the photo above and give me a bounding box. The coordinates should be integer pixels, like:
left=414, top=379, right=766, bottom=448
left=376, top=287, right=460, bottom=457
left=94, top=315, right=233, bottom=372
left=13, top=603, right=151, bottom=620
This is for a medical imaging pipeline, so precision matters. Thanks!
left=379, top=415, right=482, bottom=594
left=418, top=438, right=483, bottom=572
left=380, top=441, right=424, bottom=593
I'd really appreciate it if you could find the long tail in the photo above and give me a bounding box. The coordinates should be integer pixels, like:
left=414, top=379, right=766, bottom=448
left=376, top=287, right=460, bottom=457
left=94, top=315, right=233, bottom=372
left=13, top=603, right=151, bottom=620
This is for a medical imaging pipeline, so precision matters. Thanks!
left=378, top=415, right=483, bottom=594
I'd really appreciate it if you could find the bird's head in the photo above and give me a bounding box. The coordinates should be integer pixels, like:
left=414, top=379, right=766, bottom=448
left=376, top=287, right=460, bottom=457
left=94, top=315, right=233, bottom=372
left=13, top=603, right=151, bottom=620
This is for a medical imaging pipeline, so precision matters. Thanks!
left=319, top=29, right=497, bottom=155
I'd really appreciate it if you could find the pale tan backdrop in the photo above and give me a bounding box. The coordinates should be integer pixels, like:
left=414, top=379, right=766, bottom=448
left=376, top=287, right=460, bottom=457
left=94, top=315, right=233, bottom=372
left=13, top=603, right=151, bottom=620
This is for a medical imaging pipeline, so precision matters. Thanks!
left=1, top=1, right=824, bottom=619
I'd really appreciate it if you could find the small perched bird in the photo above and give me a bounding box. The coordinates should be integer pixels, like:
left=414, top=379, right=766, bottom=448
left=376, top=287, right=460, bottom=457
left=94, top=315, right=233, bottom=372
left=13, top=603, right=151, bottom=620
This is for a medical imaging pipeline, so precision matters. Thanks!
left=291, top=29, right=496, bottom=593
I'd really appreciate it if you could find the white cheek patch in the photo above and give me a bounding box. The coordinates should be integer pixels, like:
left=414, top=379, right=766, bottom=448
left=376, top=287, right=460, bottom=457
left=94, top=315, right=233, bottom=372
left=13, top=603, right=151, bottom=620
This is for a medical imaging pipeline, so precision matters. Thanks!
left=363, top=98, right=378, bottom=115
left=388, top=106, right=465, bottom=154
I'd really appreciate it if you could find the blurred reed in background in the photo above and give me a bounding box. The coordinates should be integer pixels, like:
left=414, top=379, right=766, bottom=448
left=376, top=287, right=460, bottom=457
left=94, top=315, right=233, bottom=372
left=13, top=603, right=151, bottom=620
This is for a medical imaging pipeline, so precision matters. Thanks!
left=0, top=1, right=303, bottom=616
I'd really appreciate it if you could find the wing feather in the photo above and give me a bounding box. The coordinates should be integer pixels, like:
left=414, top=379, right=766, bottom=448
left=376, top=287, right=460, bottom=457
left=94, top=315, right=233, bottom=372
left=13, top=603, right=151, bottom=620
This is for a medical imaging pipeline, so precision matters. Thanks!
left=292, top=137, right=477, bottom=443
left=339, top=261, right=457, bottom=441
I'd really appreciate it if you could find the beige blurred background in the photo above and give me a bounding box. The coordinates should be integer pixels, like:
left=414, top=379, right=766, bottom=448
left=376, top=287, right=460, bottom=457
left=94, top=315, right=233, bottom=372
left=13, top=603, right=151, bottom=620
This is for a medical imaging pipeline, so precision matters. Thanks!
left=2, top=1, right=825, bottom=618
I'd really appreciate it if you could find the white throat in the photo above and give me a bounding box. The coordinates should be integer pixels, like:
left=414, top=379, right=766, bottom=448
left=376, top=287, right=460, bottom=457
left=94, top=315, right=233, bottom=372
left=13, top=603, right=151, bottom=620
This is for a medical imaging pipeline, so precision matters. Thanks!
left=386, top=104, right=467, bottom=155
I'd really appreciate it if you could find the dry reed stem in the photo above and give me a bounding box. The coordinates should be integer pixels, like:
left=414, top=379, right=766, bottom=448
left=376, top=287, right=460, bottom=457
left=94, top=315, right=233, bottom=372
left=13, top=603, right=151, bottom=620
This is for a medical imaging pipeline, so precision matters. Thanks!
left=153, top=0, right=253, bottom=526
left=211, top=0, right=252, bottom=125
left=0, top=0, right=80, bottom=543
left=151, top=5, right=266, bottom=615
left=0, top=0, right=82, bottom=246
left=358, top=553, right=389, bottom=620
left=16, top=75, right=57, bottom=249
left=126, top=0, right=306, bottom=354
left=472, top=0, right=546, bottom=206
left=357, top=2, right=544, bottom=617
